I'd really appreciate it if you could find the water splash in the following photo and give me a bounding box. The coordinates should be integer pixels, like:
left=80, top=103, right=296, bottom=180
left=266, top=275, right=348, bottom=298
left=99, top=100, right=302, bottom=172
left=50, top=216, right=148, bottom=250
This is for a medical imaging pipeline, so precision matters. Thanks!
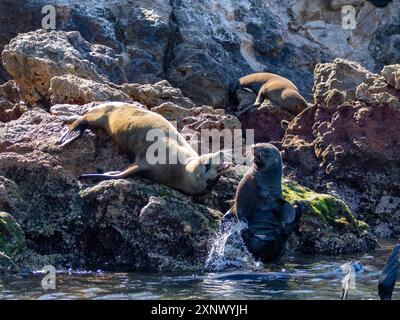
left=205, top=219, right=261, bottom=272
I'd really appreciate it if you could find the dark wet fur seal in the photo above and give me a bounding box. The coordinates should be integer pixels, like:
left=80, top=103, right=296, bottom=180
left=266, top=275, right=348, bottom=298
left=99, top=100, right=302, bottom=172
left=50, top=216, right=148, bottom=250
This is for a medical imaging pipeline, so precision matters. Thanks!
left=378, top=244, right=400, bottom=300
left=229, top=72, right=309, bottom=116
left=57, top=102, right=230, bottom=195
left=225, top=143, right=305, bottom=263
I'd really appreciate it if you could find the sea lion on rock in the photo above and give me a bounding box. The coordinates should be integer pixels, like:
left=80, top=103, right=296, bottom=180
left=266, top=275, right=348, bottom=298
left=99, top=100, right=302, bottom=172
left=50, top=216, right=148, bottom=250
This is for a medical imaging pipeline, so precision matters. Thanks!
left=58, top=102, right=230, bottom=195
left=223, top=143, right=304, bottom=263
left=230, top=72, right=309, bottom=116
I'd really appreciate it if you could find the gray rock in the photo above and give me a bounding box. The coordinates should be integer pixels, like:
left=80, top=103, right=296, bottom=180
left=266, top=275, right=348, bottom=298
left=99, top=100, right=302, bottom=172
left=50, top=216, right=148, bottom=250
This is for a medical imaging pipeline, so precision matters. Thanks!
left=2, top=30, right=126, bottom=107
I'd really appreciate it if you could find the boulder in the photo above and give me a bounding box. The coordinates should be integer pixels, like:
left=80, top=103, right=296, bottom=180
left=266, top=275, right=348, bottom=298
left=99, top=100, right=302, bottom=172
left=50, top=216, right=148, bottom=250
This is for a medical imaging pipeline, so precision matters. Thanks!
left=49, top=75, right=132, bottom=105
left=2, top=30, right=126, bottom=107
left=282, top=59, right=400, bottom=237
left=120, top=80, right=196, bottom=109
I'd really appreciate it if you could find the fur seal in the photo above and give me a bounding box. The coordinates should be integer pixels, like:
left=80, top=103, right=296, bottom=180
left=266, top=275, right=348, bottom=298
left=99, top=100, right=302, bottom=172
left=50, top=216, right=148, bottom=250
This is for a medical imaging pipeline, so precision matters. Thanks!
left=223, top=143, right=304, bottom=263
left=230, top=72, right=309, bottom=116
left=57, top=102, right=230, bottom=195
left=378, top=244, right=400, bottom=300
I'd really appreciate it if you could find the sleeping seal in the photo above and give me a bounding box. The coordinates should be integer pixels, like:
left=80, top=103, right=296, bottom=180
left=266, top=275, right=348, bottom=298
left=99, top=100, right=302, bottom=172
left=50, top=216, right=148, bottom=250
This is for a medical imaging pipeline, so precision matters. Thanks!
left=230, top=72, right=309, bottom=116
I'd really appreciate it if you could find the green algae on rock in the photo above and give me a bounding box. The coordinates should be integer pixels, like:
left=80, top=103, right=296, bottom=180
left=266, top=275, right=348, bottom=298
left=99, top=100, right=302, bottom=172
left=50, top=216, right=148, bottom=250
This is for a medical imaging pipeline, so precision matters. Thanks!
left=283, top=180, right=377, bottom=255
left=0, top=211, right=27, bottom=273
left=0, top=211, right=26, bottom=258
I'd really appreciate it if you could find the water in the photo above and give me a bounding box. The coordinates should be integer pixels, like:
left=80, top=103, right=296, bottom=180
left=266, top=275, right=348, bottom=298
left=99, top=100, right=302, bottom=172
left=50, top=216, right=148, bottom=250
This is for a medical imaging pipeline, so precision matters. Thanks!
left=0, top=239, right=398, bottom=300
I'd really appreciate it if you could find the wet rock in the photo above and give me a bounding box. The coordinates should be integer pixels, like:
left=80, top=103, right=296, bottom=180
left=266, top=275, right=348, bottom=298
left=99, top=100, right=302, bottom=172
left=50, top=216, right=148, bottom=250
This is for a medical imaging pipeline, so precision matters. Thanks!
left=0, top=211, right=26, bottom=258
left=2, top=30, right=126, bottom=107
left=282, top=181, right=376, bottom=254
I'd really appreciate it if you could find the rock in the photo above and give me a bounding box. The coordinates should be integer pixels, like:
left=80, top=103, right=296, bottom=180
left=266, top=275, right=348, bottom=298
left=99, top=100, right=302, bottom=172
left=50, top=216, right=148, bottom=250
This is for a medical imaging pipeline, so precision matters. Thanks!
left=369, top=19, right=400, bottom=71
left=2, top=30, right=126, bottom=107
left=120, top=80, right=196, bottom=109
left=49, top=75, right=132, bottom=105
left=239, top=100, right=295, bottom=143
left=0, top=80, right=23, bottom=122
left=0, top=0, right=173, bottom=84
left=79, top=179, right=222, bottom=271
left=1, top=0, right=400, bottom=109
left=282, top=180, right=376, bottom=254
left=330, top=0, right=365, bottom=11
left=0, top=211, right=27, bottom=261
left=313, top=58, right=379, bottom=105
left=282, top=59, right=400, bottom=237
left=381, top=64, right=400, bottom=90
left=167, top=0, right=323, bottom=107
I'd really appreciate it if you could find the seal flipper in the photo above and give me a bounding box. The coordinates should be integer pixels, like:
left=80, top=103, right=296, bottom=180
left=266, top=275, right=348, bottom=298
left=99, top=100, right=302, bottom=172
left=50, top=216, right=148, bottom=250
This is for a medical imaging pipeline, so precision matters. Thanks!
left=280, top=201, right=304, bottom=236
left=58, top=119, right=88, bottom=147
left=378, top=244, right=400, bottom=300
left=79, top=163, right=141, bottom=180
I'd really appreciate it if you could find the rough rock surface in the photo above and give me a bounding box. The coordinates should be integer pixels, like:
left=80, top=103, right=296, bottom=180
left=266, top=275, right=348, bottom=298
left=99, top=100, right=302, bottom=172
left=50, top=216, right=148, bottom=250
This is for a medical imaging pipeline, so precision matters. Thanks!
left=2, top=30, right=126, bottom=107
left=282, top=59, right=400, bottom=237
left=1, top=1, right=399, bottom=107
left=0, top=80, right=23, bottom=122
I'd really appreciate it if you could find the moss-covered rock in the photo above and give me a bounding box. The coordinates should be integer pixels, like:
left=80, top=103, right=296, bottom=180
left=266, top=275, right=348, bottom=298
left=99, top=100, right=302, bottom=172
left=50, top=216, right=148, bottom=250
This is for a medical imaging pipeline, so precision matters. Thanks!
left=0, top=211, right=28, bottom=273
left=0, top=211, right=26, bottom=258
left=283, top=180, right=377, bottom=254
left=196, top=166, right=377, bottom=255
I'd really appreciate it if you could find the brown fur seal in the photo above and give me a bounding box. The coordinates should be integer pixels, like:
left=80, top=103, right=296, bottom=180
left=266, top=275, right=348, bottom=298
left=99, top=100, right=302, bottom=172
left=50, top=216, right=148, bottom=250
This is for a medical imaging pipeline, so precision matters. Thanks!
left=57, top=102, right=230, bottom=195
left=230, top=72, right=309, bottom=116
left=223, top=143, right=304, bottom=263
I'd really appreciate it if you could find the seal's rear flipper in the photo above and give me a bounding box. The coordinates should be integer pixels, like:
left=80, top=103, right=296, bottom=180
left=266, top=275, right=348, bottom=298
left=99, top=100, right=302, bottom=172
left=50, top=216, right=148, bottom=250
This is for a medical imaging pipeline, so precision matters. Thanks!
left=378, top=244, right=400, bottom=300
left=78, top=163, right=141, bottom=180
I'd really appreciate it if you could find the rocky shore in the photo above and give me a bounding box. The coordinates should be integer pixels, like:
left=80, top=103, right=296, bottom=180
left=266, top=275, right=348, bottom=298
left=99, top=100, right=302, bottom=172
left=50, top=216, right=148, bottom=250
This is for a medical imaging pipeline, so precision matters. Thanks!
left=1, top=0, right=399, bottom=273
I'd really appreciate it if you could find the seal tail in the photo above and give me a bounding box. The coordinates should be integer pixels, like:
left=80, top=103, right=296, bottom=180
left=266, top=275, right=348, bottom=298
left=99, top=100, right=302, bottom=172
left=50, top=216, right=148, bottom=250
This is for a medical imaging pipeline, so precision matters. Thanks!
left=79, top=163, right=141, bottom=180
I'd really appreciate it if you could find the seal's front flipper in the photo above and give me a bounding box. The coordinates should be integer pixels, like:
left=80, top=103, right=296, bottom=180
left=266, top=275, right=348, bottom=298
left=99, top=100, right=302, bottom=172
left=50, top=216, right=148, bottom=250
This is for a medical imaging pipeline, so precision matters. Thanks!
left=58, top=119, right=88, bottom=147
left=281, top=201, right=304, bottom=236
left=378, top=244, right=400, bottom=300
left=78, top=163, right=141, bottom=180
